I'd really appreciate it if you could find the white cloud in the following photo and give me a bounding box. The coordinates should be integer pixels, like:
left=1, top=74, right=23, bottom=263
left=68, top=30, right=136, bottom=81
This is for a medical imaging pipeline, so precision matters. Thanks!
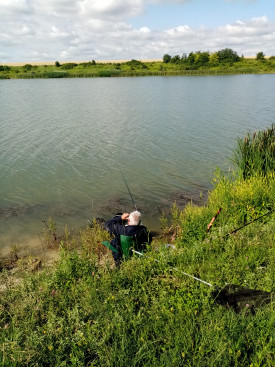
left=165, top=25, right=193, bottom=37
left=0, top=0, right=31, bottom=14
left=0, top=0, right=275, bottom=62
left=78, top=0, right=145, bottom=19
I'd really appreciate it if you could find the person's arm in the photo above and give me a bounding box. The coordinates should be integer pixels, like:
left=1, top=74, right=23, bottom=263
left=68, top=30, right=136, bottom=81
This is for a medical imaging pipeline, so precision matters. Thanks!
left=105, top=213, right=129, bottom=234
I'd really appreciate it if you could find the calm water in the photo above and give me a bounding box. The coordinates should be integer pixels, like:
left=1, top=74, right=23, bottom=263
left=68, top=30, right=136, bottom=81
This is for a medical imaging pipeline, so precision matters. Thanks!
left=1, top=74, right=275, bottom=254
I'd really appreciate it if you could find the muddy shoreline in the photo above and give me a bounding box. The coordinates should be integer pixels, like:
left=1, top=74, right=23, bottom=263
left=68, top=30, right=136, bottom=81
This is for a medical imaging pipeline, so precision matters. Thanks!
left=0, top=188, right=209, bottom=261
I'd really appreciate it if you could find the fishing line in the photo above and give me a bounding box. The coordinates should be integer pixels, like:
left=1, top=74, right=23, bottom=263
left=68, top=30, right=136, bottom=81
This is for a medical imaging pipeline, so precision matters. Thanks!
left=130, top=248, right=213, bottom=287
left=116, top=163, right=138, bottom=211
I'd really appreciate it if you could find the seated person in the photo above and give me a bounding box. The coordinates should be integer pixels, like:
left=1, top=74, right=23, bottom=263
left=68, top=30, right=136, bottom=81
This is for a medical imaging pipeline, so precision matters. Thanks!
left=104, top=211, right=152, bottom=264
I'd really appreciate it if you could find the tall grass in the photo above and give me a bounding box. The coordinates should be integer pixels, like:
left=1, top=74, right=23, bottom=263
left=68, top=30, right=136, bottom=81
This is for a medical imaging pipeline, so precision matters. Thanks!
left=0, top=127, right=274, bottom=366
left=233, top=124, right=275, bottom=179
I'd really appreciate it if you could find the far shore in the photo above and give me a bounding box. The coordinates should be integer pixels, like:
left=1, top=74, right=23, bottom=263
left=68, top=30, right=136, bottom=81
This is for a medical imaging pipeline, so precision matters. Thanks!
left=0, top=57, right=263, bottom=67
left=0, top=59, right=163, bottom=67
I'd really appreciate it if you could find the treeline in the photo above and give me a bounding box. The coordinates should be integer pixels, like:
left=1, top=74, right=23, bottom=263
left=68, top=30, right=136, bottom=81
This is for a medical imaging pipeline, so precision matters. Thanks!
left=162, top=48, right=273, bottom=69
left=1, top=50, right=275, bottom=79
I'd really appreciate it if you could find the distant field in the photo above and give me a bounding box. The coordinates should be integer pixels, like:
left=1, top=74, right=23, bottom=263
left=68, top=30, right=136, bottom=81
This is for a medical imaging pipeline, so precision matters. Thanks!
left=0, top=59, right=163, bottom=66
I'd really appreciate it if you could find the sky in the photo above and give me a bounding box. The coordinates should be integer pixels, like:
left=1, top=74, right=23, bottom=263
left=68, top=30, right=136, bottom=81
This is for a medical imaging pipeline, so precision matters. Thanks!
left=0, top=0, right=275, bottom=63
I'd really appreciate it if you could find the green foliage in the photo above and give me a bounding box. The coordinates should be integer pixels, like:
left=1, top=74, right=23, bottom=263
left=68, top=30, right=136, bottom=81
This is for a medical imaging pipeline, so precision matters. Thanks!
left=60, top=62, right=78, bottom=70
left=171, top=55, right=181, bottom=63
left=0, top=65, right=11, bottom=72
left=98, top=69, right=121, bottom=77
left=217, top=48, right=240, bottom=63
left=162, top=48, right=239, bottom=70
left=162, top=54, right=171, bottom=63
left=0, top=124, right=274, bottom=366
left=194, top=51, right=210, bottom=68
left=232, top=124, right=275, bottom=179
left=0, top=216, right=273, bottom=366
left=41, top=71, right=69, bottom=78
left=208, top=170, right=274, bottom=228
left=170, top=203, right=212, bottom=244
left=125, top=59, right=148, bottom=69
left=256, top=52, right=265, bottom=61
left=209, top=52, right=219, bottom=66
left=2, top=52, right=275, bottom=79
left=23, top=64, right=32, bottom=70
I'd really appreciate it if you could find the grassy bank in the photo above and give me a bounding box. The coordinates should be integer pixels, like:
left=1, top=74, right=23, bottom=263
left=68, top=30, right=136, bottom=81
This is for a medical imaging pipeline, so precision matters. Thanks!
left=1, top=57, right=275, bottom=79
left=0, top=127, right=274, bottom=366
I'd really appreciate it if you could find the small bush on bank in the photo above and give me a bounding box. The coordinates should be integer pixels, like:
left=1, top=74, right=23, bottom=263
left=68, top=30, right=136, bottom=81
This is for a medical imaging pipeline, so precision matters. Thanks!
left=60, top=63, right=78, bottom=70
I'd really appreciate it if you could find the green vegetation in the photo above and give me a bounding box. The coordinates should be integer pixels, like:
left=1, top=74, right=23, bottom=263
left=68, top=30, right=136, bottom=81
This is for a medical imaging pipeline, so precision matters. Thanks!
left=233, top=124, right=275, bottom=179
left=0, top=126, right=274, bottom=366
left=1, top=49, right=275, bottom=79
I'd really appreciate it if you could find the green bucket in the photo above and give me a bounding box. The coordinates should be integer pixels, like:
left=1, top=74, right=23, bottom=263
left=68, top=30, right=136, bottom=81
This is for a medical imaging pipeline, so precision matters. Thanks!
left=120, top=234, right=135, bottom=260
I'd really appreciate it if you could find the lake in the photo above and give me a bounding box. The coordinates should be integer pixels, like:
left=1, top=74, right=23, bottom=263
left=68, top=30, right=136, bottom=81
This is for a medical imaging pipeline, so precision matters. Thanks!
left=1, top=74, right=275, bottom=254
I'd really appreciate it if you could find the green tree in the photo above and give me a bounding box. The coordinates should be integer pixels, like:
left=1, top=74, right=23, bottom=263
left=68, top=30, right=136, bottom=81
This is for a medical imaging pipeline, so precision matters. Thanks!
left=256, top=51, right=265, bottom=61
left=163, top=54, right=172, bottom=63
left=171, top=55, right=181, bottom=63
left=181, top=53, right=187, bottom=60
left=55, top=61, right=60, bottom=67
left=187, top=52, right=195, bottom=65
left=217, top=48, right=240, bottom=63
left=194, top=51, right=210, bottom=67
left=209, top=52, right=219, bottom=66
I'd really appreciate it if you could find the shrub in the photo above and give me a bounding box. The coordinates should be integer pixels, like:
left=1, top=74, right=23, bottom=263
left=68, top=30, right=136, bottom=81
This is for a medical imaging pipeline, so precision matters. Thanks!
left=60, top=63, right=78, bottom=70
left=23, top=64, right=32, bottom=70
left=208, top=171, right=275, bottom=227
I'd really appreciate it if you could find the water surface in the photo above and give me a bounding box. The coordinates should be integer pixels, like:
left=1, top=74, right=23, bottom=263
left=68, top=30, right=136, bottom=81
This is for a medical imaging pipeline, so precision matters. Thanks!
left=1, top=75, right=275, bottom=254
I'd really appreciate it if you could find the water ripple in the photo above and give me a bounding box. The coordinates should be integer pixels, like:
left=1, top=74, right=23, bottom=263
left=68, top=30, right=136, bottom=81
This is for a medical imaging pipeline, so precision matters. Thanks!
left=1, top=75, right=275, bottom=247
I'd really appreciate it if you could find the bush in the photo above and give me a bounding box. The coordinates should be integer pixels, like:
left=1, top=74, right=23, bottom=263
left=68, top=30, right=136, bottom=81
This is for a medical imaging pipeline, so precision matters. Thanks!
left=208, top=171, right=274, bottom=227
left=0, top=65, right=11, bottom=72
left=23, top=64, right=32, bottom=70
left=60, top=63, right=78, bottom=70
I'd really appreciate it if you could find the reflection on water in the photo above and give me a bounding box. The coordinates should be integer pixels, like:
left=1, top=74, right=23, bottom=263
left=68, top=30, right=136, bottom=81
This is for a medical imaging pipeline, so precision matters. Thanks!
left=1, top=75, right=275, bottom=253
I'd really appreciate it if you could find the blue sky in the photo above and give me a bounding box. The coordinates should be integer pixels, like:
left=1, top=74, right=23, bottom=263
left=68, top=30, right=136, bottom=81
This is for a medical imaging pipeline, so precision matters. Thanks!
left=130, top=0, right=274, bottom=29
left=0, top=0, right=275, bottom=63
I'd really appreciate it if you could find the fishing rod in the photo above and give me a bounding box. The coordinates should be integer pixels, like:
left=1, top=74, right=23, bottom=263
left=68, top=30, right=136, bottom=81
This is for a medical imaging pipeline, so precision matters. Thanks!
left=223, top=209, right=274, bottom=239
left=117, top=163, right=138, bottom=211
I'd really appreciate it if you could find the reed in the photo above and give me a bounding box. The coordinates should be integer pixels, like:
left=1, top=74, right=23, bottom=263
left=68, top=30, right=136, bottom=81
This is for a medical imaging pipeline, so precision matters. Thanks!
left=233, top=124, right=275, bottom=179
